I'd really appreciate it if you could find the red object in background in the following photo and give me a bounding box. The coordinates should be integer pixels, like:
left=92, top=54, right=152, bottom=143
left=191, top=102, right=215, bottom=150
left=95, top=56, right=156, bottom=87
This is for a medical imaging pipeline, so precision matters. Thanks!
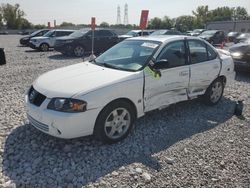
left=91, top=17, right=96, bottom=30
left=48, top=22, right=51, bottom=29
left=139, top=10, right=149, bottom=29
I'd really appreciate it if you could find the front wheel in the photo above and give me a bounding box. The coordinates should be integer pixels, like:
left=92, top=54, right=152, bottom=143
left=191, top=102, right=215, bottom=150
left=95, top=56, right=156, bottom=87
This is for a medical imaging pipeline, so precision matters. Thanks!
left=94, top=101, right=135, bottom=144
left=73, top=45, right=85, bottom=57
left=203, top=78, right=224, bottom=105
left=39, top=43, right=49, bottom=52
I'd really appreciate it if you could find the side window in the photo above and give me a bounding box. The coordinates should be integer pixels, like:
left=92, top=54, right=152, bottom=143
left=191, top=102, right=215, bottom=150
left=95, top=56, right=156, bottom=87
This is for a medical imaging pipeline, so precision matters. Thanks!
left=157, top=41, right=186, bottom=68
left=207, top=45, right=217, bottom=60
left=142, top=32, right=149, bottom=36
left=99, top=30, right=113, bottom=37
left=188, top=40, right=208, bottom=64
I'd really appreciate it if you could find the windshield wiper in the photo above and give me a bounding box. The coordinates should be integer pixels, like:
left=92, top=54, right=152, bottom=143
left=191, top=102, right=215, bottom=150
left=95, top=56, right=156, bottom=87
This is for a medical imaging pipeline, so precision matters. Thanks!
left=103, top=63, right=122, bottom=70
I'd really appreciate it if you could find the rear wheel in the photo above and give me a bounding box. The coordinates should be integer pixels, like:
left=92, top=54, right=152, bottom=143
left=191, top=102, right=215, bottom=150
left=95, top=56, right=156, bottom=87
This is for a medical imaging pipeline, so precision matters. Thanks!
left=73, top=45, right=85, bottom=57
left=40, top=43, right=49, bottom=52
left=94, top=100, right=135, bottom=144
left=203, top=78, right=224, bottom=105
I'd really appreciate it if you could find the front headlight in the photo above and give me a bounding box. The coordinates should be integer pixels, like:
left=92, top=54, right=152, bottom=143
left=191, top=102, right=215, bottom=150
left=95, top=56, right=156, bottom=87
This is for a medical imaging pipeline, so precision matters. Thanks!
left=231, top=52, right=243, bottom=58
left=47, top=98, right=87, bottom=113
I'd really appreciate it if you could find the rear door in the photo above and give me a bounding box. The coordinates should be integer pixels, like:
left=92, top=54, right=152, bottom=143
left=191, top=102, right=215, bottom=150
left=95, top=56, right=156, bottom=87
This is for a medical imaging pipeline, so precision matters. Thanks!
left=187, top=39, right=221, bottom=97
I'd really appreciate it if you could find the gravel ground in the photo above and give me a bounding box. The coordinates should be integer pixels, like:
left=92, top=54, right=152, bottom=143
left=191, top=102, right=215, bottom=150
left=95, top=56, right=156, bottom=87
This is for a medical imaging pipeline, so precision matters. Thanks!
left=0, top=35, right=250, bottom=188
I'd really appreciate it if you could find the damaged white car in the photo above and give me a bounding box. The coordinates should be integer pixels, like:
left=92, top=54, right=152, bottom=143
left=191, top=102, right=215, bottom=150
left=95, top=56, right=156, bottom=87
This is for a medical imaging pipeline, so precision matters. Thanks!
left=25, top=35, right=235, bottom=143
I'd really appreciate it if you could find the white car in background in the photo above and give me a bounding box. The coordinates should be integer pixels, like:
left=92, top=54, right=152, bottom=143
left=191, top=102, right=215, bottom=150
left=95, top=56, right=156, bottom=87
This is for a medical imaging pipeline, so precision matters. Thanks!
left=29, top=29, right=75, bottom=51
left=25, top=35, right=235, bottom=143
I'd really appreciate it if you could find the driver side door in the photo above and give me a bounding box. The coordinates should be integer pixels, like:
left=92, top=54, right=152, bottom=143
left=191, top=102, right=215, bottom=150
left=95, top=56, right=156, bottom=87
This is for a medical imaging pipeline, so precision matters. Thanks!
left=144, top=40, right=190, bottom=112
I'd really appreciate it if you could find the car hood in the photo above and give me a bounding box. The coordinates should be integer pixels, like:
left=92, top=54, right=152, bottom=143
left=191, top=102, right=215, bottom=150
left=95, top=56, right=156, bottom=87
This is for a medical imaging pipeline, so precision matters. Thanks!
left=199, top=35, right=212, bottom=39
left=31, top=36, right=49, bottom=40
left=119, top=35, right=133, bottom=38
left=33, top=62, right=141, bottom=98
left=229, top=43, right=250, bottom=53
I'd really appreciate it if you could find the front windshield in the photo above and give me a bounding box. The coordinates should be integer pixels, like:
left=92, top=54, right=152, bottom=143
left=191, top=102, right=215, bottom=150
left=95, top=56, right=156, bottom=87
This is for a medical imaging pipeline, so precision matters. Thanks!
left=200, top=30, right=216, bottom=36
left=94, top=40, right=161, bottom=71
left=30, top=30, right=42, bottom=37
left=193, top=29, right=202, bottom=33
left=126, top=31, right=138, bottom=37
left=70, top=29, right=89, bottom=38
left=151, top=30, right=167, bottom=35
left=44, top=30, right=54, bottom=37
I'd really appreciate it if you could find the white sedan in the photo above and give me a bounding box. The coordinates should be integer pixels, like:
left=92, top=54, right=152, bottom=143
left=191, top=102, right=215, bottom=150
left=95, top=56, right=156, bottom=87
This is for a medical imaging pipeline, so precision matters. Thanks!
left=25, top=35, right=235, bottom=143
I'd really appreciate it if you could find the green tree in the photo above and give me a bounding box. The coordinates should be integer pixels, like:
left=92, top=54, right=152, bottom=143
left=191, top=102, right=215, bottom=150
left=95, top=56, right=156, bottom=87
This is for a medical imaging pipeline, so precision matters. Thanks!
left=60, top=22, right=75, bottom=27
left=0, top=11, right=3, bottom=28
left=34, top=24, right=46, bottom=29
left=210, top=7, right=232, bottom=21
left=0, top=3, right=25, bottom=29
left=175, top=15, right=195, bottom=32
left=99, top=22, right=109, bottom=28
left=20, top=18, right=32, bottom=29
left=147, top=17, right=162, bottom=29
left=232, top=7, right=248, bottom=20
left=192, top=5, right=209, bottom=28
left=161, top=16, right=173, bottom=29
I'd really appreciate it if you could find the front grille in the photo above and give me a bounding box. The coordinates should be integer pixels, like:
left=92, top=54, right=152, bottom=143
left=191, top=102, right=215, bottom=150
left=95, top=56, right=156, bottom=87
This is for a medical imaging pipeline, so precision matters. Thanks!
left=28, top=115, right=49, bottom=132
left=28, top=86, right=46, bottom=106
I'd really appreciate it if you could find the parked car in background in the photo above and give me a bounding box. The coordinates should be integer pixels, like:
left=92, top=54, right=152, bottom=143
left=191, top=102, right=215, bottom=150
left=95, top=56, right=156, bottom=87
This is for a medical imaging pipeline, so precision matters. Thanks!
left=234, top=33, right=250, bottom=43
left=26, top=35, right=235, bottom=143
left=199, top=30, right=225, bottom=45
left=20, top=29, right=50, bottom=46
left=227, top=32, right=240, bottom=43
left=150, top=29, right=182, bottom=36
left=29, top=29, right=75, bottom=51
left=118, top=30, right=153, bottom=41
left=188, top=29, right=206, bottom=36
left=54, top=29, right=118, bottom=57
left=0, top=31, right=8, bottom=35
left=18, top=30, right=30, bottom=35
left=229, top=38, right=250, bottom=71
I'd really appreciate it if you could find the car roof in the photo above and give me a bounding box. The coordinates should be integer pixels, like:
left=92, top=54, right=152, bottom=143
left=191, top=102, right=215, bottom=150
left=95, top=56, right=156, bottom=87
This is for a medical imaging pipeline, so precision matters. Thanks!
left=127, top=35, right=197, bottom=43
left=50, top=29, right=76, bottom=32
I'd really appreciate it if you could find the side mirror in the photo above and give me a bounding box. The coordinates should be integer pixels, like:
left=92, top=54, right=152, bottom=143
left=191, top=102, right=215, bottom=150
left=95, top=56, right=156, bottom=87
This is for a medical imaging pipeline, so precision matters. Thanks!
left=153, top=59, right=169, bottom=69
left=146, top=59, right=162, bottom=78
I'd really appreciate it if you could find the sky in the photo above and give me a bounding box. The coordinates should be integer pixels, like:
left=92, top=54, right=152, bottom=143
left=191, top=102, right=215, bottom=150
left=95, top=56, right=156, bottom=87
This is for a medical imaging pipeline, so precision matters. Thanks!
left=1, top=0, right=250, bottom=25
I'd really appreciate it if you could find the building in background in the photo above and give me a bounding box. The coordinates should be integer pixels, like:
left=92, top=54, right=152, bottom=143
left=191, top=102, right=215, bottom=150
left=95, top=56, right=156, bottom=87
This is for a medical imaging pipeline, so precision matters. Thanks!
left=206, top=20, right=250, bottom=33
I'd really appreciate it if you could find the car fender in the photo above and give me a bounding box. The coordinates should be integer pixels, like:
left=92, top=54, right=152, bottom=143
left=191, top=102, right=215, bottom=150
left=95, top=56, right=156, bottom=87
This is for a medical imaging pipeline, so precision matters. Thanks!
left=73, top=75, right=145, bottom=119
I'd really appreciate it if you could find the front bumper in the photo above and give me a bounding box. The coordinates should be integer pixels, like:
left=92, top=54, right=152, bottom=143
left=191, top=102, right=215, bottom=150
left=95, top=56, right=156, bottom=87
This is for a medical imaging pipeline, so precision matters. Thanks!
left=25, top=94, right=101, bottom=139
left=28, top=42, right=39, bottom=49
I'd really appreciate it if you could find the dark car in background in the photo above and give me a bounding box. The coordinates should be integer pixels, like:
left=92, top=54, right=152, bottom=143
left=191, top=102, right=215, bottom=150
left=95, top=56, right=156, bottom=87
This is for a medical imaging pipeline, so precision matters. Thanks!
left=188, top=29, right=206, bottom=36
left=20, top=29, right=50, bottom=46
left=235, top=33, right=250, bottom=43
left=199, top=30, right=225, bottom=45
left=54, top=29, right=118, bottom=57
left=118, top=30, right=153, bottom=41
left=150, top=29, right=182, bottom=36
left=227, top=32, right=240, bottom=43
left=229, top=38, right=250, bottom=71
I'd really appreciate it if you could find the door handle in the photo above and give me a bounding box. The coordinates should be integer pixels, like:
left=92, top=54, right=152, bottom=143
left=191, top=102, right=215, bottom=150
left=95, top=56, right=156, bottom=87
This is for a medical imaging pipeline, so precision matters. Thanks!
left=213, top=65, right=219, bottom=69
left=179, top=71, right=189, bottom=76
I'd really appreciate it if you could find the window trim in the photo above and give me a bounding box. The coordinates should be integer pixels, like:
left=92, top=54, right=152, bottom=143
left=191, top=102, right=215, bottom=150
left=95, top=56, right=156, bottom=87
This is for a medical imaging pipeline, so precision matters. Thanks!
left=156, top=40, right=188, bottom=69
left=187, top=39, right=218, bottom=65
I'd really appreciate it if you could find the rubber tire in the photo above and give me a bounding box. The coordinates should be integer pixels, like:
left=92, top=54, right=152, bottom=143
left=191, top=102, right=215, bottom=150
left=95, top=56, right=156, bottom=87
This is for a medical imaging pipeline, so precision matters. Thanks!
left=94, top=100, right=136, bottom=144
left=203, top=78, right=224, bottom=106
left=39, top=43, right=49, bottom=52
left=73, top=45, right=85, bottom=57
